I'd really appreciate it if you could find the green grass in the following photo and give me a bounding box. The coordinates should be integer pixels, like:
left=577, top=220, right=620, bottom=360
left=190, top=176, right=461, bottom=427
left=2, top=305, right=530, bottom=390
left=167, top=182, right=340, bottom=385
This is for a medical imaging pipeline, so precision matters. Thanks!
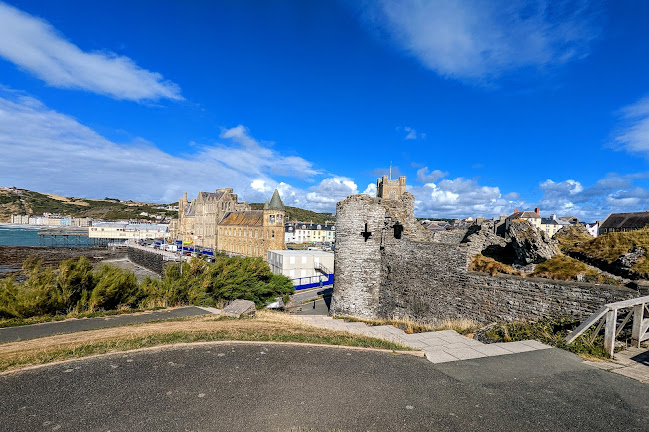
left=480, top=315, right=611, bottom=358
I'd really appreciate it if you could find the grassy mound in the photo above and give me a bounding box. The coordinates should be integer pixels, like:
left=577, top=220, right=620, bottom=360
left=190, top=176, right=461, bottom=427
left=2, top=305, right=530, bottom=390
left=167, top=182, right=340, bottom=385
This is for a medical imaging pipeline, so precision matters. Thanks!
left=530, top=255, right=620, bottom=285
left=569, top=228, right=649, bottom=275
left=554, top=225, right=593, bottom=251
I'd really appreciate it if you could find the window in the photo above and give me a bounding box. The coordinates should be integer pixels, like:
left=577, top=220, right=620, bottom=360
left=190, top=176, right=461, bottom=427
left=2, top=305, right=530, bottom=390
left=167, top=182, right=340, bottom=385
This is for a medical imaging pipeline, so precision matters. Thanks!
left=289, top=269, right=295, bottom=278
left=272, top=230, right=275, bottom=238
left=290, top=256, right=295, bottom=264
left=301, top=256, right=307, bottom=264
left=300, top=269, right=307, bottom=278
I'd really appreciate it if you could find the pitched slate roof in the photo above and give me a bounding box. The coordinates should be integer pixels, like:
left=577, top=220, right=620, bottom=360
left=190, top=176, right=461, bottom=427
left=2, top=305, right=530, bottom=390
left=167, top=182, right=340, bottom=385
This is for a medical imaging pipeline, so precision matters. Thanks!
left=219, top=210, right=264, bottom=226
left=199, top=191, right=226, bottom=201
left=268, top=189, right=285, bottom=211
left=600, top=212, right=649, bottom=230
left=508, top=211, right=541, bottom=220
left=541, top=218, right=559, bottom=225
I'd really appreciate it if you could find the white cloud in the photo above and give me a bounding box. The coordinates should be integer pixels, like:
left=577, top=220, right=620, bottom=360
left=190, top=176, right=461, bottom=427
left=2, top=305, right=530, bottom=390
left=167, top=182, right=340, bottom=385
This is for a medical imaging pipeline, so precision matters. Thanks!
left=304, top=178, right=359, bottom=211
left=416, top=167, right=447, bottom=183
left=362, top=183, right=377, bottom=196
left=0, top=92, right=318, bottom=204
left=613, top=96, right=649, bottom=155
left=360, top=0, right=600, bottom=82
left=216, top=125, right=320, bottom=179
left=402, top=126, right=425, bottom=140
left=410, top=178, right=515, bottom=218
left=0, top=2, right=182, bottom=101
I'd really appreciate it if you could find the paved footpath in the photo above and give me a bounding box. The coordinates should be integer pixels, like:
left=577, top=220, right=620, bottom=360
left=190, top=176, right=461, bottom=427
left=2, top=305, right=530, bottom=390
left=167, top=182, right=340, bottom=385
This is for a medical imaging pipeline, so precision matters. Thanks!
left=294, top=315, right=551, bottom=363
left=0, top=306, right=215, bottom=343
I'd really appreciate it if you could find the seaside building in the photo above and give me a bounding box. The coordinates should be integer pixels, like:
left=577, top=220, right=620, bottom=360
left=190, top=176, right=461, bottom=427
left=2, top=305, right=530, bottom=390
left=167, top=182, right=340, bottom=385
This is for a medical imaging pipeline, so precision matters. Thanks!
left=175, top=187, right=286, bottom=259
left=88, top=222, right=170, bottom=242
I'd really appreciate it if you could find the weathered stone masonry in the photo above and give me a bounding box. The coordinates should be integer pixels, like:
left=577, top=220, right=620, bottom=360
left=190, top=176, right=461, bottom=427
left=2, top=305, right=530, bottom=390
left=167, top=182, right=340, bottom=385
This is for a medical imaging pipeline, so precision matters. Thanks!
left=330, top=193, right=640, bottom=323
left=127, top=247, right=165, bottom=276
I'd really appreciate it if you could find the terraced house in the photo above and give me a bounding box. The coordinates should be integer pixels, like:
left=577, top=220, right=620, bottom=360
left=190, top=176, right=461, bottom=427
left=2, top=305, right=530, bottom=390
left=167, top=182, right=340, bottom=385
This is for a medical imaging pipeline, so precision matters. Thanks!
left=175, top=188, right=286, bottom=258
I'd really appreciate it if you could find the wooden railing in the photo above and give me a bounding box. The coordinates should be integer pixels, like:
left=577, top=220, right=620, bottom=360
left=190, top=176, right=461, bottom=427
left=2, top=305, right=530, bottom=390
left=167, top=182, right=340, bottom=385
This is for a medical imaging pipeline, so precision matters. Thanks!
left=565, top=295, right=649, bottom=356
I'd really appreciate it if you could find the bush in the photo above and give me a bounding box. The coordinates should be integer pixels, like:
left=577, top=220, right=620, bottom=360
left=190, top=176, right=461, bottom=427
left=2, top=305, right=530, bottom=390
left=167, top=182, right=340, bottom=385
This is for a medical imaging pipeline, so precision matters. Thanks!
left=0, top=254, right=295, bottom=320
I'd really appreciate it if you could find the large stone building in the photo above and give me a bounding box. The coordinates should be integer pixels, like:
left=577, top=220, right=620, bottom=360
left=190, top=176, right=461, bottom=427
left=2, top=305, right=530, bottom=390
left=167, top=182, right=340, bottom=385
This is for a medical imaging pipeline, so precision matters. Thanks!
left=175, top=187, right=286, bottom=259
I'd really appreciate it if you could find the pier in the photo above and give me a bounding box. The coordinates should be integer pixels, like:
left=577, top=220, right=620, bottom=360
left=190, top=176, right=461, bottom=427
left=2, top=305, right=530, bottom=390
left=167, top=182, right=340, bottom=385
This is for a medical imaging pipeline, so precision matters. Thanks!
left=37, top=231, right=106, bottom=246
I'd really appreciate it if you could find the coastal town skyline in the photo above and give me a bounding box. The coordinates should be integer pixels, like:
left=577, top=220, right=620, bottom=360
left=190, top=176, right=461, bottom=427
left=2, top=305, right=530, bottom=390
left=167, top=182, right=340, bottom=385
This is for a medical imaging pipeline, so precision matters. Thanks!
left=1, top=1, right=649, bottom=220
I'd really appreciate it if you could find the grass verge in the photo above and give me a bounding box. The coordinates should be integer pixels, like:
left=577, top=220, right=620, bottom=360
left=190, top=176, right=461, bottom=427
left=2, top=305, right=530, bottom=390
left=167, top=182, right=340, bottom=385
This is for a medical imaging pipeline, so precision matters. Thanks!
left=0, top=306, right=167, bottom=329
left=0, top=311, right=412, bottom=372
left=477, top=315, right=611, bottom=359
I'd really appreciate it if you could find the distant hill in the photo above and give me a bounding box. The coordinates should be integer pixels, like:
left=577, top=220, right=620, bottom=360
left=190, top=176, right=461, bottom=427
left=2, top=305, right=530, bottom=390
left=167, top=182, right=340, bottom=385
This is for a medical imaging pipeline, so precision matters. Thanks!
left=0, top=188, right=175, bottom=222
left=249, top=203, right=335, bottom=224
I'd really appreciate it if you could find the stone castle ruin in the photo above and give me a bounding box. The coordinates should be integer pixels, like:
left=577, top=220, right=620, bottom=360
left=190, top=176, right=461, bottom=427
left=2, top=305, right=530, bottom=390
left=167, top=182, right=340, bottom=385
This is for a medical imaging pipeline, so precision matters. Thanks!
left=330, top=176, right=639, bottom=324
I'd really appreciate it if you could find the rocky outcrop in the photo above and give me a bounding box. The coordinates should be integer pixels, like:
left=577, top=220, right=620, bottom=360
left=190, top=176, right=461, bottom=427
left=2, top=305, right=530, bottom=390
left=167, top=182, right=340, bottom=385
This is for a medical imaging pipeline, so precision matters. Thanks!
left=461, top=220, right=508, bottom=257
left=508, top=221, right=559, bottom=265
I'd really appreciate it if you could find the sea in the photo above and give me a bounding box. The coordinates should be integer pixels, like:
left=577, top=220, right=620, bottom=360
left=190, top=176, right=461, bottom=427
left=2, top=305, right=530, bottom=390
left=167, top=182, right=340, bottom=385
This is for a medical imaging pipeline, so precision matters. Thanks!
left=0, top=223, right=89, bottom=247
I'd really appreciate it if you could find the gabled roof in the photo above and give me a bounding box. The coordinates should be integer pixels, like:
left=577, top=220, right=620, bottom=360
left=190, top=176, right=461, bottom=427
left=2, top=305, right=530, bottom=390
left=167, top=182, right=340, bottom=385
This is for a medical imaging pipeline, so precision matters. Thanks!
left=219, top=210, right=264, bottom=226
left=541, top=218, right=559, bottom=225
left=199, top=191, right=226, bottom=201
left=508, top=211, right=541, bottom=220
left=268, top=189, right=285, bottom=211
left=600, top=212, right=649, bottom=230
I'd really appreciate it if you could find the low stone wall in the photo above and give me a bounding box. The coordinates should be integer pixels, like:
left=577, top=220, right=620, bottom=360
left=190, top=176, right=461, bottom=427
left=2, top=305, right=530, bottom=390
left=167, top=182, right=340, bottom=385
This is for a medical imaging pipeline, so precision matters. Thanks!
left=127, top=246, right=165, bottom=276
left=379, top=239, right=638, bottom=323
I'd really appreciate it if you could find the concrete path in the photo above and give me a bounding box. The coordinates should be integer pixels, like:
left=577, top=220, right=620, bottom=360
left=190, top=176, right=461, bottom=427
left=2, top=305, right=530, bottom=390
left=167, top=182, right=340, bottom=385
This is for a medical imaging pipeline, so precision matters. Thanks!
left=2, top=344, right=648, bottom=431
left=584, top=346, right=649, bottom=384
left=295, top=315, right=552, bottom=364
left=0, top=306, right=217, bottom=343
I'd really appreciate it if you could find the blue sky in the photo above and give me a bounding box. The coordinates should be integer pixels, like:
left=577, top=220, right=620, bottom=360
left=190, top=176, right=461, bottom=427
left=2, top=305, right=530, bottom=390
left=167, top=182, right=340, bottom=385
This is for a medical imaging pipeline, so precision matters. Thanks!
left=1, top=1, right=649, bottom=221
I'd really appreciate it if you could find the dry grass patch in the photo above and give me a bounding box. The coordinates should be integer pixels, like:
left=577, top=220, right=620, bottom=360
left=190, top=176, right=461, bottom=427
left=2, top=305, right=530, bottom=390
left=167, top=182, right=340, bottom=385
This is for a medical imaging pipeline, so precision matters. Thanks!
left=570, top=228, right=649, bottom=274
left=469, top=254, right=522, bottom=276
left=530, top=255, right=621, bottom=285
left=0, top=311, right=411, bottom=372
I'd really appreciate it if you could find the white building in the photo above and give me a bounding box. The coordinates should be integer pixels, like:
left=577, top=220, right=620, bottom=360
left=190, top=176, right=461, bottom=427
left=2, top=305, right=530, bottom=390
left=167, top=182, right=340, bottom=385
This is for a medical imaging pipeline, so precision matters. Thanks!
left=284, top=222, right=335, bottom=244
left=88, top=222, right=170, bottom=241
left=267, top=249, right=334, bottom=285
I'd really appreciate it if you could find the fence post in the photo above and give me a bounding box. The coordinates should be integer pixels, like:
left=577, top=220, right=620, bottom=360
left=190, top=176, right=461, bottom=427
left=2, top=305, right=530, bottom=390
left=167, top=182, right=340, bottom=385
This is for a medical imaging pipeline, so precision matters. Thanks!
left=604, top=309, right=618, bottom=357
left=632, top=303, right=645, bottom=348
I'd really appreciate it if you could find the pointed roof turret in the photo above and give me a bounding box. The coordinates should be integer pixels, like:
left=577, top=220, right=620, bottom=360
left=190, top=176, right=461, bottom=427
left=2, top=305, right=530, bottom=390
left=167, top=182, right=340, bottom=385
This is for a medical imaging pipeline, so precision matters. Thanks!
left=268, top=189, right=285, bottom=211
left=263, top=199, right=270, bottom=210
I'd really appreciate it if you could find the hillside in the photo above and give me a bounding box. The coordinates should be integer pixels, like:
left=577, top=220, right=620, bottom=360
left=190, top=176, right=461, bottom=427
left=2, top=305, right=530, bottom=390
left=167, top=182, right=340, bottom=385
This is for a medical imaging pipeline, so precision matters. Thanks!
left=0, top=188, right=174, bottom=222
left=249, top=203, right=335, bottom=224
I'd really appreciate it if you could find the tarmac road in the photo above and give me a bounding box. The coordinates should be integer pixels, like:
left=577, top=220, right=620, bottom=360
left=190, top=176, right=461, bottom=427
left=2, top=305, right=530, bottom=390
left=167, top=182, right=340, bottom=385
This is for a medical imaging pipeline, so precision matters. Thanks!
left=1, top=344, right=648, bottom=431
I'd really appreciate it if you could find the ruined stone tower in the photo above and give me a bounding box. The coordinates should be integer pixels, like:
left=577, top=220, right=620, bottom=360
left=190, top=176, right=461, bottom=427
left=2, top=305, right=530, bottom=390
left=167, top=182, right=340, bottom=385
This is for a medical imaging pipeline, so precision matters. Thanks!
left=376, top=175, right=406, bottom=200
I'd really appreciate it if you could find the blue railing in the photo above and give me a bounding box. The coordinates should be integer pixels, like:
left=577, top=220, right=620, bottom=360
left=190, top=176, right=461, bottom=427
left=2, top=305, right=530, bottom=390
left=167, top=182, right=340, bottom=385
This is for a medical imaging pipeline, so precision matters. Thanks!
left=292, top=273, right=334, bottom=290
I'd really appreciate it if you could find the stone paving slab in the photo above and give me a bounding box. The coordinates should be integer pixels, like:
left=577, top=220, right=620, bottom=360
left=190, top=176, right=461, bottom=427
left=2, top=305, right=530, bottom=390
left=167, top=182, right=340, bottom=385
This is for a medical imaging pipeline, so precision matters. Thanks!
left=293, top=316, right=552, bottom=364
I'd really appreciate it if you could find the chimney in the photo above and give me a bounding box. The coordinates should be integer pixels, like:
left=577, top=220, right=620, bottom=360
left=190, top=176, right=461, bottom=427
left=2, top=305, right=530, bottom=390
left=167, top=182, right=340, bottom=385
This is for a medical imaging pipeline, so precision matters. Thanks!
left=514, top=208, right=519, bottom=213
left=534, top=208, right=539, bottom=214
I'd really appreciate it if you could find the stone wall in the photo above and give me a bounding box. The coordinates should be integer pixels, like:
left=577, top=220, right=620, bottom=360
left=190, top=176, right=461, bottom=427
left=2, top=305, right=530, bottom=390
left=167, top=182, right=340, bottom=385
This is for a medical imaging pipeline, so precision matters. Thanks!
left=331, top=194, right=640, bottom=323
left=127, top=246, right=165, bottom=276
